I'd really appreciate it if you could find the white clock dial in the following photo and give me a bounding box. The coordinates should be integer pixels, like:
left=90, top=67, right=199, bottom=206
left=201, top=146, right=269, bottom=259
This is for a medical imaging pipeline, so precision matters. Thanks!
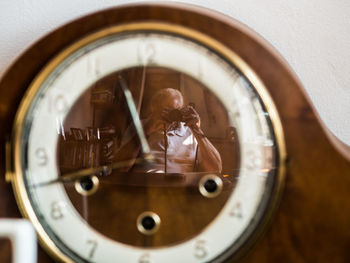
left=12, top=23, right=284, bottom=263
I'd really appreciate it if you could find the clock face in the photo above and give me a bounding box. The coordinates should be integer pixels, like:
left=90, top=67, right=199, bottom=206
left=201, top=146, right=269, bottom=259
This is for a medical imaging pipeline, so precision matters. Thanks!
left=11, top=22, right=285, bottom=262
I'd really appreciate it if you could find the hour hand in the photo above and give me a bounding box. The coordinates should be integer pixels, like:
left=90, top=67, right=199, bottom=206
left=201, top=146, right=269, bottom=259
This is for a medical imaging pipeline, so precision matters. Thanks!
left=33, top=157, right=150, bottom=187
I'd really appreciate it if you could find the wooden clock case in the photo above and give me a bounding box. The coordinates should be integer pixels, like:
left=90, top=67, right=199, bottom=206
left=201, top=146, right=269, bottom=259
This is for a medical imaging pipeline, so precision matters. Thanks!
left=0, top=3, right=349, bottom=263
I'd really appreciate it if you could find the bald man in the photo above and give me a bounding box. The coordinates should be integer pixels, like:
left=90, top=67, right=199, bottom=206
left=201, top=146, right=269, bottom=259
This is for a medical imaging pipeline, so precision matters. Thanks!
left=114, top=88, right=222, bottom=174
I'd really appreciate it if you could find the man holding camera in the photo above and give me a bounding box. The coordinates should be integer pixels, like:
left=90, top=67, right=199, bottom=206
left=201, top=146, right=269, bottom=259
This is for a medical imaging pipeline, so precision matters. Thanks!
left=115, top=88, right=222, bottom=174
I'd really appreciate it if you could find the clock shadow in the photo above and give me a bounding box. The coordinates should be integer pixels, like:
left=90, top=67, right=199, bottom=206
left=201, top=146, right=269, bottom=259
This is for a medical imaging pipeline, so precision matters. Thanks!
left=58, top=66, right=240, bottom=247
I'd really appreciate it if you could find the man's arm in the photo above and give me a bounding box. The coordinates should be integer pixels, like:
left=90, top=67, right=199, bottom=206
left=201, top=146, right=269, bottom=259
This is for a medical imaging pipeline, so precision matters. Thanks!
left=192, top=126, right=222, bottom=173
left=183, top=106, right=222, bottom=173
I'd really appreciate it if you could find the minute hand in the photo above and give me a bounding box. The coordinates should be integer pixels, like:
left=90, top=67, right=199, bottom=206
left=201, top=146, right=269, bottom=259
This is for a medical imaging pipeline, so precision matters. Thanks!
left=118, top=76, right=151, bottom=158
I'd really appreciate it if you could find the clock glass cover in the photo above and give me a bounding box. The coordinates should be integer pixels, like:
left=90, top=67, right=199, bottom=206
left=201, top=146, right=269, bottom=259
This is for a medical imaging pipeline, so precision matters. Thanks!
left=11, top=23, right=284, bottom=262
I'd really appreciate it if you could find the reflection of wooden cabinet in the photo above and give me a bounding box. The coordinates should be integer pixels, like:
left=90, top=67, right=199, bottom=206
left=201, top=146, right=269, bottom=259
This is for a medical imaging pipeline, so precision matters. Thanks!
left=60, top=139, right=101, bottom=170
left=210, top=127, right=239, bottom=175
left=91, top=87, right=115, bottom=105
left=59, top=127, right=116, bottom=171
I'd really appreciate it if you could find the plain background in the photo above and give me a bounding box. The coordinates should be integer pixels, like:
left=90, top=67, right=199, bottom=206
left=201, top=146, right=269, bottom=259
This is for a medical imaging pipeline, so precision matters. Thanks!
left=0, top=0, right=349, bottom=145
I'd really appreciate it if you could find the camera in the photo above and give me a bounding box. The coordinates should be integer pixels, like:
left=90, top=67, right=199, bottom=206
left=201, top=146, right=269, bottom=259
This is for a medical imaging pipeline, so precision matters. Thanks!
left=164, top=106, right=192, bottom=123
left=163, top=105, right=197, bottom=123
left=166, top=108, right=185, bottom=122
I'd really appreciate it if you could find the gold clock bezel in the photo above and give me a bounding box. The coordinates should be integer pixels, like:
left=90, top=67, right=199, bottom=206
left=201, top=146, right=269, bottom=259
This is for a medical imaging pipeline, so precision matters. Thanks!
left=8, top=22, right=286, bottom=263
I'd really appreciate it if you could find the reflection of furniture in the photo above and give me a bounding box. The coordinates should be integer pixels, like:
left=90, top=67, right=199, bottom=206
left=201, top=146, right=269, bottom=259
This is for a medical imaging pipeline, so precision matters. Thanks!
left=209, top=126, right=239, bottom=175
left=59, top=127, right=116, bottom=171
left=91, top=87, right=115, bottom=105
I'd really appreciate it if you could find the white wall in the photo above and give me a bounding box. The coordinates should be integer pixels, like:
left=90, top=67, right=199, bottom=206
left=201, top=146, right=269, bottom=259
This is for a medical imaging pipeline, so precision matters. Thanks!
left=1, top=0, right=349, bottom=145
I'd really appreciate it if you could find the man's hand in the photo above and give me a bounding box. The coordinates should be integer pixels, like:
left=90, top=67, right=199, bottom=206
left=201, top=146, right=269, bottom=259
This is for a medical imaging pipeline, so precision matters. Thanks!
left=183, top=106, right=200, bottom=128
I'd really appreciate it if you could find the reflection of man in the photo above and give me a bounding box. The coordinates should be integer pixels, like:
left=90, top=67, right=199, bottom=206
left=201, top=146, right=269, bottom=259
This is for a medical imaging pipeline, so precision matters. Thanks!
left=114, top=88, right=222, bottom=173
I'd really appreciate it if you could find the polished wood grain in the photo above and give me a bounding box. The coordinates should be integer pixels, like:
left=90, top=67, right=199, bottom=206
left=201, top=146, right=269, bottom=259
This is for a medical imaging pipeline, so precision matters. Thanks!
left=0, top=3, right=349, bottom=262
